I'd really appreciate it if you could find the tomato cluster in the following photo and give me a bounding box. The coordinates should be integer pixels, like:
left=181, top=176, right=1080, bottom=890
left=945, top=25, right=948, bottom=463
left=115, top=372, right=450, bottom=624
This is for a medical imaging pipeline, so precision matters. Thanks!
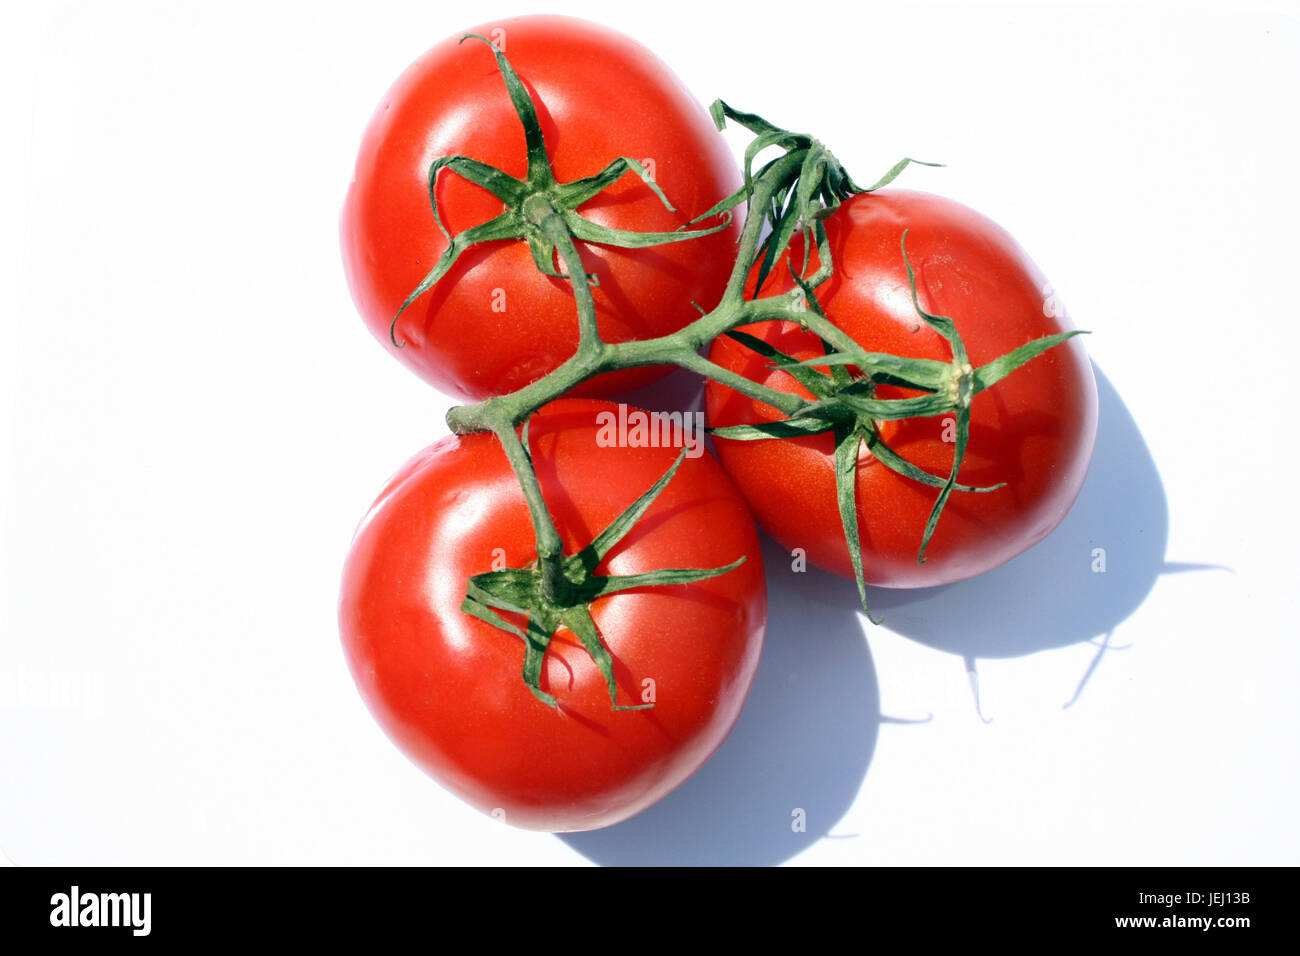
left=338, top=15, right=1096, bottom=833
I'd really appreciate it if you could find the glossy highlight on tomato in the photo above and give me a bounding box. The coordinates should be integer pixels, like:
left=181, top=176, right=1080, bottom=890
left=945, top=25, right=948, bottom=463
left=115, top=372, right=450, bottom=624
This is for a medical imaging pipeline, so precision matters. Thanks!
left=338, top=399, right=766, bottom=831
left=340, top=15, right=742, bottom=400
left=707, top=189, right=1098, bottom=589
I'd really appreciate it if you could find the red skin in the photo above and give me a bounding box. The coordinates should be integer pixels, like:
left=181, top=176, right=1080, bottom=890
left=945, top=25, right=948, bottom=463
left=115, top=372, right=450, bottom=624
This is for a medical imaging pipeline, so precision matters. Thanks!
left=340, top=15, right=742, bottom=401
left=706, top=190, right=1097, bottom=589
left=338, top=400, right=766, bottom=831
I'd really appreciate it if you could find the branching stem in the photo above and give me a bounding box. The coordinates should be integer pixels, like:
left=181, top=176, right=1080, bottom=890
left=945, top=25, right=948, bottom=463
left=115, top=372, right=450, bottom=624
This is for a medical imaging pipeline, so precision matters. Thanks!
left=394, top=39, right=1086, bottom=707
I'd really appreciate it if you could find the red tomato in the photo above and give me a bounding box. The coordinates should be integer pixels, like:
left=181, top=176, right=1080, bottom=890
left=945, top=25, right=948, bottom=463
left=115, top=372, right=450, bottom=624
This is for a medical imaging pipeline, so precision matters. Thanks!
left=706, top=189, right=1097, bottom=589
left=340, top=16, right=742, bottom=400
left=338, top=400, right=766, bottom=831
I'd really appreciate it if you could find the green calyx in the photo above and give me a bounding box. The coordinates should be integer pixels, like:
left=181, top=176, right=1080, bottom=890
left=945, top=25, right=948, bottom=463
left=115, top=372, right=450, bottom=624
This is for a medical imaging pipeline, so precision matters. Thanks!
left=462, top=430, right=744, bottom=709
left=387, top=34, right=733, bottom=349
left=695, top=101, right=942, bottom=300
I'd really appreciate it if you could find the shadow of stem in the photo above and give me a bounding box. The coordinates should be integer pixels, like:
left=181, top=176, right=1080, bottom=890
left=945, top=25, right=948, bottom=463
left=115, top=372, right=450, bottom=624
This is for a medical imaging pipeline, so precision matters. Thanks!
left=867, top=366, right=1214, bottom=711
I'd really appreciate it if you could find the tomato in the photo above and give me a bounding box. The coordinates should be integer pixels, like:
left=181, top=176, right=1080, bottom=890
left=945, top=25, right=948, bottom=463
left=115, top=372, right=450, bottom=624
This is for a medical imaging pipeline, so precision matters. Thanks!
left=340, top=15, right=742, bottom=400
left=338, top=399, right=766, bottom=831
left=705, top=189, right=1097, bottom=589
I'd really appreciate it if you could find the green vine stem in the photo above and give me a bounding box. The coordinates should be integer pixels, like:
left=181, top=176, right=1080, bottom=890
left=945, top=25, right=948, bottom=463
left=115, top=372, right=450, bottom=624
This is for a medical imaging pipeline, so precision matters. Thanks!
left=395, top=37, right=1086, bottom=705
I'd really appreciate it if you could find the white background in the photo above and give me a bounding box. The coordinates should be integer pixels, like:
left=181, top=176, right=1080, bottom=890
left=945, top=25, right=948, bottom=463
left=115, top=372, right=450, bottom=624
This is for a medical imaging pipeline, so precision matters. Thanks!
left=2, top=0, right=1298, bottom=865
